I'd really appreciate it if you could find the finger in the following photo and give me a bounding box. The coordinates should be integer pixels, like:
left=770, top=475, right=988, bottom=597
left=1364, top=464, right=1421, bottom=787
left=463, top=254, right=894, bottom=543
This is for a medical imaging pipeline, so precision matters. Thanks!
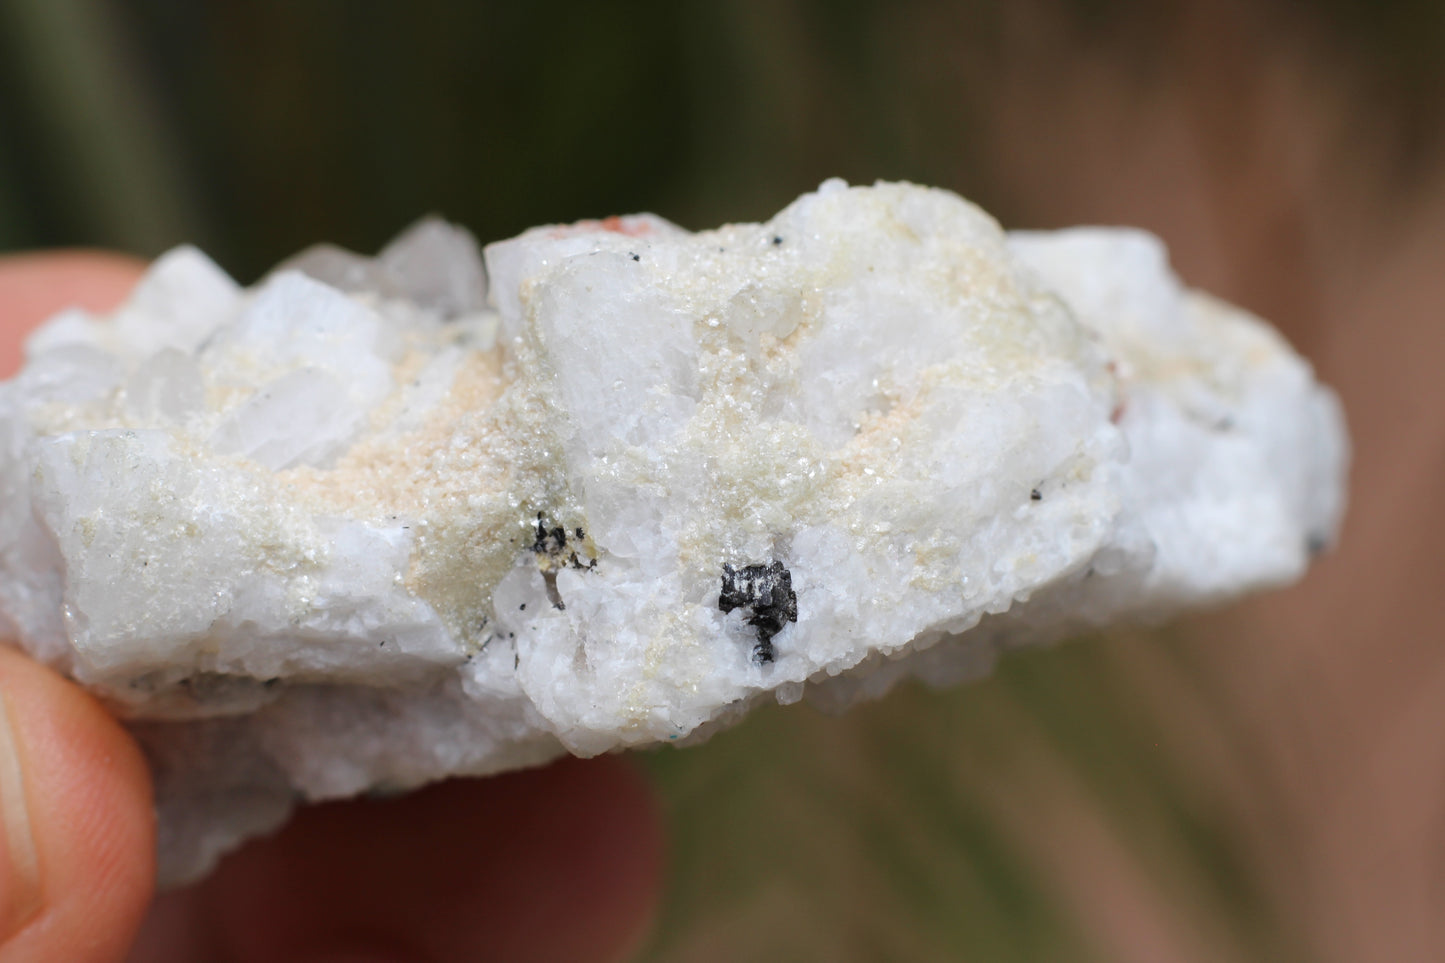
left=0, top=251, right=156, bottom=961
left=187, top=757, right=663, bottom=963
left=0, top=251, right=146, bottom=377
left=0, top=646, right=156, bottom=963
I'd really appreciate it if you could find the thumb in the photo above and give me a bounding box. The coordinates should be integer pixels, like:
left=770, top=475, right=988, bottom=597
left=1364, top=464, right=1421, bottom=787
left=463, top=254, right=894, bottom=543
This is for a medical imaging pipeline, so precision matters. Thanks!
left=0, top=646, right=156, bottom=962
left=0, top=250, right=148, bottom=376
left=0, top=251, right=156, bottom=961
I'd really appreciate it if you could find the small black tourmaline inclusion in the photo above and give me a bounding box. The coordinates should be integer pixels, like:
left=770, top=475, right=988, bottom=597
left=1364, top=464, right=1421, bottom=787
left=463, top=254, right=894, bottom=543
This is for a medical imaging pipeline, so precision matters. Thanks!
left=719, top=561, right=797, bottom=664
left=529, top=512, right=595, bottom=610
left=532, top=512, right=568, bottom=558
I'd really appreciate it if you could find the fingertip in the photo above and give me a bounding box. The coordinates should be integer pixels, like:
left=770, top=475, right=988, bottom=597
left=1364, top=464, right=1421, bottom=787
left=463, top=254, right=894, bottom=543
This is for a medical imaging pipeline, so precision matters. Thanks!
left=204, top=755, right=664, bottom=963
left=0, top=646, right=155, bottom=962
left=0, top=250, right=147, bottom=377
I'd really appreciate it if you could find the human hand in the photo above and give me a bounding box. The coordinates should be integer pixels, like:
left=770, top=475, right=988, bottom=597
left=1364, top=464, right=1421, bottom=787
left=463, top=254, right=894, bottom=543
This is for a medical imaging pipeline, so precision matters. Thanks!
left=0, top=253, right=664, bottom=963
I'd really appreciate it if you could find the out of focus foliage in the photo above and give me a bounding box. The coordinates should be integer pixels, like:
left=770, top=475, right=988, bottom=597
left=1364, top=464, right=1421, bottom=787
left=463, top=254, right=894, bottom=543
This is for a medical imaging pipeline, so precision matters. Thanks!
left=0, top=1, right=999, bottom=274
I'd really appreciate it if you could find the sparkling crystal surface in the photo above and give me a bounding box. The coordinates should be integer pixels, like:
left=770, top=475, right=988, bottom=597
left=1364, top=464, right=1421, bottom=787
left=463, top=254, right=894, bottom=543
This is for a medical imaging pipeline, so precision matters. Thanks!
left=0, top=182, right=1347, bottom=882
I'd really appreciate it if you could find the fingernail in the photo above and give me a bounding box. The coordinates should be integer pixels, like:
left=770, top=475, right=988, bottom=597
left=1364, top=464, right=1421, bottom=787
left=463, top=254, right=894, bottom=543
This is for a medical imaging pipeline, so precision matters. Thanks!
left=0, top=687, right=42, bottom=941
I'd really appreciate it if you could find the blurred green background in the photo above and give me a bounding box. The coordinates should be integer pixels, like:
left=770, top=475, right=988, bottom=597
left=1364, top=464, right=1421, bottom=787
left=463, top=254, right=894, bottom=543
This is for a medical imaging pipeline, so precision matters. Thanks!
left=1, top=1, right=1005, bottom=274
left=2, top=2, right=1441, bottom=960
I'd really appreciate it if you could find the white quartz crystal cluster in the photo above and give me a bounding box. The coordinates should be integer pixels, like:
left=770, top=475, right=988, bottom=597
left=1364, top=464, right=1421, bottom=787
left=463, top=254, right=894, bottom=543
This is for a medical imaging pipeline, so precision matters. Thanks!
left=0, top=181, right=1347, bottom=882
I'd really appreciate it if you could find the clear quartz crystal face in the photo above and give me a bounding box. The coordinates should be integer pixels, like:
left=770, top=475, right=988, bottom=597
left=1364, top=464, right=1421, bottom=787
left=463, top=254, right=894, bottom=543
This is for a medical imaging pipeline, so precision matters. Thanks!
left=0, top=182, right=1347, bottom=883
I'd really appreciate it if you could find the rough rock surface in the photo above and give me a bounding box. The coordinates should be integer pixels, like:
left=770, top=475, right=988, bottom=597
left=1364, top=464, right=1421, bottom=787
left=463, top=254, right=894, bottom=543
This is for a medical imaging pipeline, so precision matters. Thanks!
left=0, top=180, right=1347, bottom=883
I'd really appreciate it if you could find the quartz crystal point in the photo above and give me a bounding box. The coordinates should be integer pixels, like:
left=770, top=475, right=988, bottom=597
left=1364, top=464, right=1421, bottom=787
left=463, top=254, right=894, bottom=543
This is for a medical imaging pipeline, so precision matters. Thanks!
left=0, top=180, right=1347, bottom=883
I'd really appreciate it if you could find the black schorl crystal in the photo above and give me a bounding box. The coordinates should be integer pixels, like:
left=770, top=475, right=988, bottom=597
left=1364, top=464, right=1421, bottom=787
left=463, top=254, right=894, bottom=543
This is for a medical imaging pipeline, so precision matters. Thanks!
left=719, top=561, right=798, bottom=664
left=532, top=512, right=567, bottom=557
left=529, top=512, right=598, bottom=610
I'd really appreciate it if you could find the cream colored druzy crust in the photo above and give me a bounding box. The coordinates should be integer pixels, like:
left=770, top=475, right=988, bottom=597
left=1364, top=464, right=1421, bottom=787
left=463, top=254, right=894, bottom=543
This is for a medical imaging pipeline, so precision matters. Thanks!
left=0, top=181, right=1346, bottom=882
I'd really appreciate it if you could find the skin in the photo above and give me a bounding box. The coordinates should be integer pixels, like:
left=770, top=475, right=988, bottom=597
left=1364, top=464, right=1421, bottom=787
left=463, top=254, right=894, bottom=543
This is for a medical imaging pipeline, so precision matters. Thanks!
left=0, top=254, right=664, bottom=963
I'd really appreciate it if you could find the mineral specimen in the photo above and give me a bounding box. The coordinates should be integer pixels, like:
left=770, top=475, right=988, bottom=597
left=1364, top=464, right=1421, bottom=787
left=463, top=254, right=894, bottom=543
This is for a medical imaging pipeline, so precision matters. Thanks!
left=0, top=181, right=1347, bottom=883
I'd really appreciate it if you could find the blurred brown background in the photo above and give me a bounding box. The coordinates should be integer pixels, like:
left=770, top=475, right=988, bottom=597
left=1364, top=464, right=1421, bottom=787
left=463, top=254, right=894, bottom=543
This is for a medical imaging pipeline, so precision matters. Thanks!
left=2, top=1, right=1443, bottom=959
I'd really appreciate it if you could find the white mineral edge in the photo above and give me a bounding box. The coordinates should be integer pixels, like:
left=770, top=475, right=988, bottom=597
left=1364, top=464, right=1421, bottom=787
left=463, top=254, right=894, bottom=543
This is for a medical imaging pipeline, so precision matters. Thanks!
left=0, top=180, right=1347, bottom=884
